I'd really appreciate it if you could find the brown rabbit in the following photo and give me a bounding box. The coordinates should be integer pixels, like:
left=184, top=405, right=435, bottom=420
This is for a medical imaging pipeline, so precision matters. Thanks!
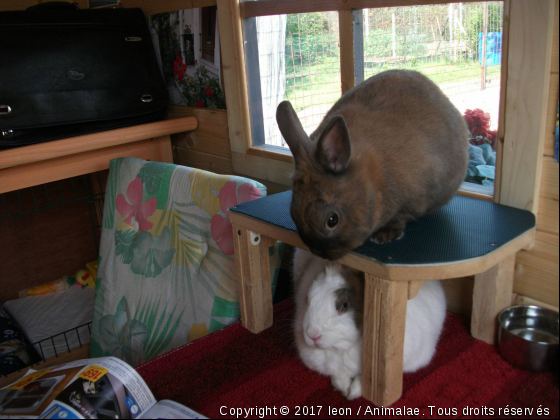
left=277, top=70, right=469, bottom=261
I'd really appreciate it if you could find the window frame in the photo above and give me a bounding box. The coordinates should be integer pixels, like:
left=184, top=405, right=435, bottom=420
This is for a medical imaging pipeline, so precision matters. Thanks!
left=218, top=0, right=555, bottom=212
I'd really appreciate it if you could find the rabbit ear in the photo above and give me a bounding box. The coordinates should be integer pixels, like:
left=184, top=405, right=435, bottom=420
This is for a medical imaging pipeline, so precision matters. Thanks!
left=277, top=101, right=311, bottom=165
left=316, top=116, right=351, bottom=173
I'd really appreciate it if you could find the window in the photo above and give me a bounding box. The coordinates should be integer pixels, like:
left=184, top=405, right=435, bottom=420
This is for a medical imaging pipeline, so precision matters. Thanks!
left=247, top=12, right=342, bottom=148
left=221, top=0, right=553, bottom=212
left=242, top=2, right=503, bottom=196
left=358, top=3, right=504, bottom=196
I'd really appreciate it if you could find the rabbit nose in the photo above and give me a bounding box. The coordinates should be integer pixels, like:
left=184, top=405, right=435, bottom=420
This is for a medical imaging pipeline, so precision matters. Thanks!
left=307, top=329, right=322, bottom=342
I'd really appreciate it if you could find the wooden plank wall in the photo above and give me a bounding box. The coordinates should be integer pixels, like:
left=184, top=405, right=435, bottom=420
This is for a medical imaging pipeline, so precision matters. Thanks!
left=513, top=0, right=559, bottom=308
left=168, top=106, right=289, bottom=194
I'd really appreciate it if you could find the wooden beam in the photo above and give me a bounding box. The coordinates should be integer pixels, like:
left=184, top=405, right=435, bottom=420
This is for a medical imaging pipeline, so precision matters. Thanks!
left=240, top=0, right=483, bottom=19
left=217, top=0, right=253, bottom=157
left=339, top=10, right=355, bottom=94
left=499, top=0, right=555, bottom=213
left=0, top=140, right=153, bottom=194
left=544, top=74, right=559, bottom=158
left=120, top=0, right=217, bottom=16
left=472, top=254, right=516, bottom=344
left=232, top=225, right=274, bottom=333
left=231, top=151, right=294, bottom=187
left=362, top=275, right=408, bottom=406
left=457, top=188, right=494, bottom=203
left=148, top=135, right=174, bottom=163
left=494, top=0, right=511, bottom=204
left=407, top=280, right=424, bottom=300
left=0, top=117, right=197, bottom=171
left=247, top=145, right=294, bottom=164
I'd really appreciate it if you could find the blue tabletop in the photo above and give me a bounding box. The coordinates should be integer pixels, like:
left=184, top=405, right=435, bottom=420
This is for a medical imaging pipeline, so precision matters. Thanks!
left=230, top=191, right=536, bottom=265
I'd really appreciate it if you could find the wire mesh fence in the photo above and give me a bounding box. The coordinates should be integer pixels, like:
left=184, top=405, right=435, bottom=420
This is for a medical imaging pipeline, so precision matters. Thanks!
left=254, top=11, right=341, bottom=147
left=362, top=2, right=503, bottom=128
left=249, top=2, right=503, bottom=149
left=284, top=12, right=341, bottom=135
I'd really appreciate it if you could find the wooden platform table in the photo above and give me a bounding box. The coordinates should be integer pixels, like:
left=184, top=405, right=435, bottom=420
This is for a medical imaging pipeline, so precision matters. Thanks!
left=229, top=191, right=536, bottom=407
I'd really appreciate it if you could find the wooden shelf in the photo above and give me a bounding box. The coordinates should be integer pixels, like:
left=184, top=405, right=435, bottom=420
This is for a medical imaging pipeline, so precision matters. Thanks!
left=0, top=117, right=197, bottom=170
left=0, top=117, right=197, bottom=194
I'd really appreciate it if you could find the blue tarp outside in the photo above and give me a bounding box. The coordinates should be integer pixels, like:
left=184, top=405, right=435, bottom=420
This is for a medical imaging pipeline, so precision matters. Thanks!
left=478, top=32, right=502, bottom=67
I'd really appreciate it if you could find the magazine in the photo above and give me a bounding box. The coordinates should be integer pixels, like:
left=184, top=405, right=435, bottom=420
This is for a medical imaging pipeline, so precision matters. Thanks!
left=0, top=357, right=206, bottom=419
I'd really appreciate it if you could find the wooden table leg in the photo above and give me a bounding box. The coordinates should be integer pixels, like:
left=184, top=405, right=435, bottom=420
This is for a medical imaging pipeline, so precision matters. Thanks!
left=407, top=280, right=424, bottom=300
left=362, top=275, right=408, bottom=407
left=232, top=225, right=273, bottom=334
left=472, top=254, right=516, bottom=344
left=148, top=135, right=174, bottom=163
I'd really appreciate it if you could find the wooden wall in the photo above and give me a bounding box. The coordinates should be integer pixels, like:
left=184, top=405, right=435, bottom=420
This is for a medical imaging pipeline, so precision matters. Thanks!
left=169, top=107, right=234, bottom=175
left=168, top=106, right=289, bottom=195
left=512, top=0, right=559, bottom=308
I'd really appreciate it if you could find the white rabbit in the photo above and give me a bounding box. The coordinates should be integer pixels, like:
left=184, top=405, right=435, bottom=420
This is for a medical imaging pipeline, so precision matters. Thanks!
left=293, top=248, right=446, bottom=400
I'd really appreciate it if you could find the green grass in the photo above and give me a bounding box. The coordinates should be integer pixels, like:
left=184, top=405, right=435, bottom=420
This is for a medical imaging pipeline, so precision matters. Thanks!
left=285, top=58, right=341, bottom=111
left=284, top=57, right=501, bottom=112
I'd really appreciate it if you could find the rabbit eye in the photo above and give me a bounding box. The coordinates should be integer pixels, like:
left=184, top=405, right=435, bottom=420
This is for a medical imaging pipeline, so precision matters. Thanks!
left=326, top=213, right=339, bottom=229
left=340, top=301, right=350, bottom=313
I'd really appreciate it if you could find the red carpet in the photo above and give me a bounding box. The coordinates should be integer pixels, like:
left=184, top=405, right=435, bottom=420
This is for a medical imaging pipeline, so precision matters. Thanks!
left=137, top=299, right=559, bottom=419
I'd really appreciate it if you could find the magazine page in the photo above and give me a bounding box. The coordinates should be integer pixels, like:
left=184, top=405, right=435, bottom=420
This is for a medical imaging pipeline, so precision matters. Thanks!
left=0, top=357, right=157, bottom=420
left=138, top=400, right=207, bottom=419
left=0, top=366, right=84, bottom=419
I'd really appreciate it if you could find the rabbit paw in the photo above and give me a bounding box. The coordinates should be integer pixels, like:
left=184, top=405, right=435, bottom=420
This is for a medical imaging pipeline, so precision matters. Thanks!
left=332, top=375, right=362, bottom=400
left=331, top=375, right=351, bottom=397
left=347, top=375, right=362, bottom=400
left=372, top=222, right=405, bottom=244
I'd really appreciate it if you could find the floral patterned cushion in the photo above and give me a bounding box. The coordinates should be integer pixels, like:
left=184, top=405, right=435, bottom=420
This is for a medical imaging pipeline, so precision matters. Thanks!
left=90, top=158, right=283, bottom=366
